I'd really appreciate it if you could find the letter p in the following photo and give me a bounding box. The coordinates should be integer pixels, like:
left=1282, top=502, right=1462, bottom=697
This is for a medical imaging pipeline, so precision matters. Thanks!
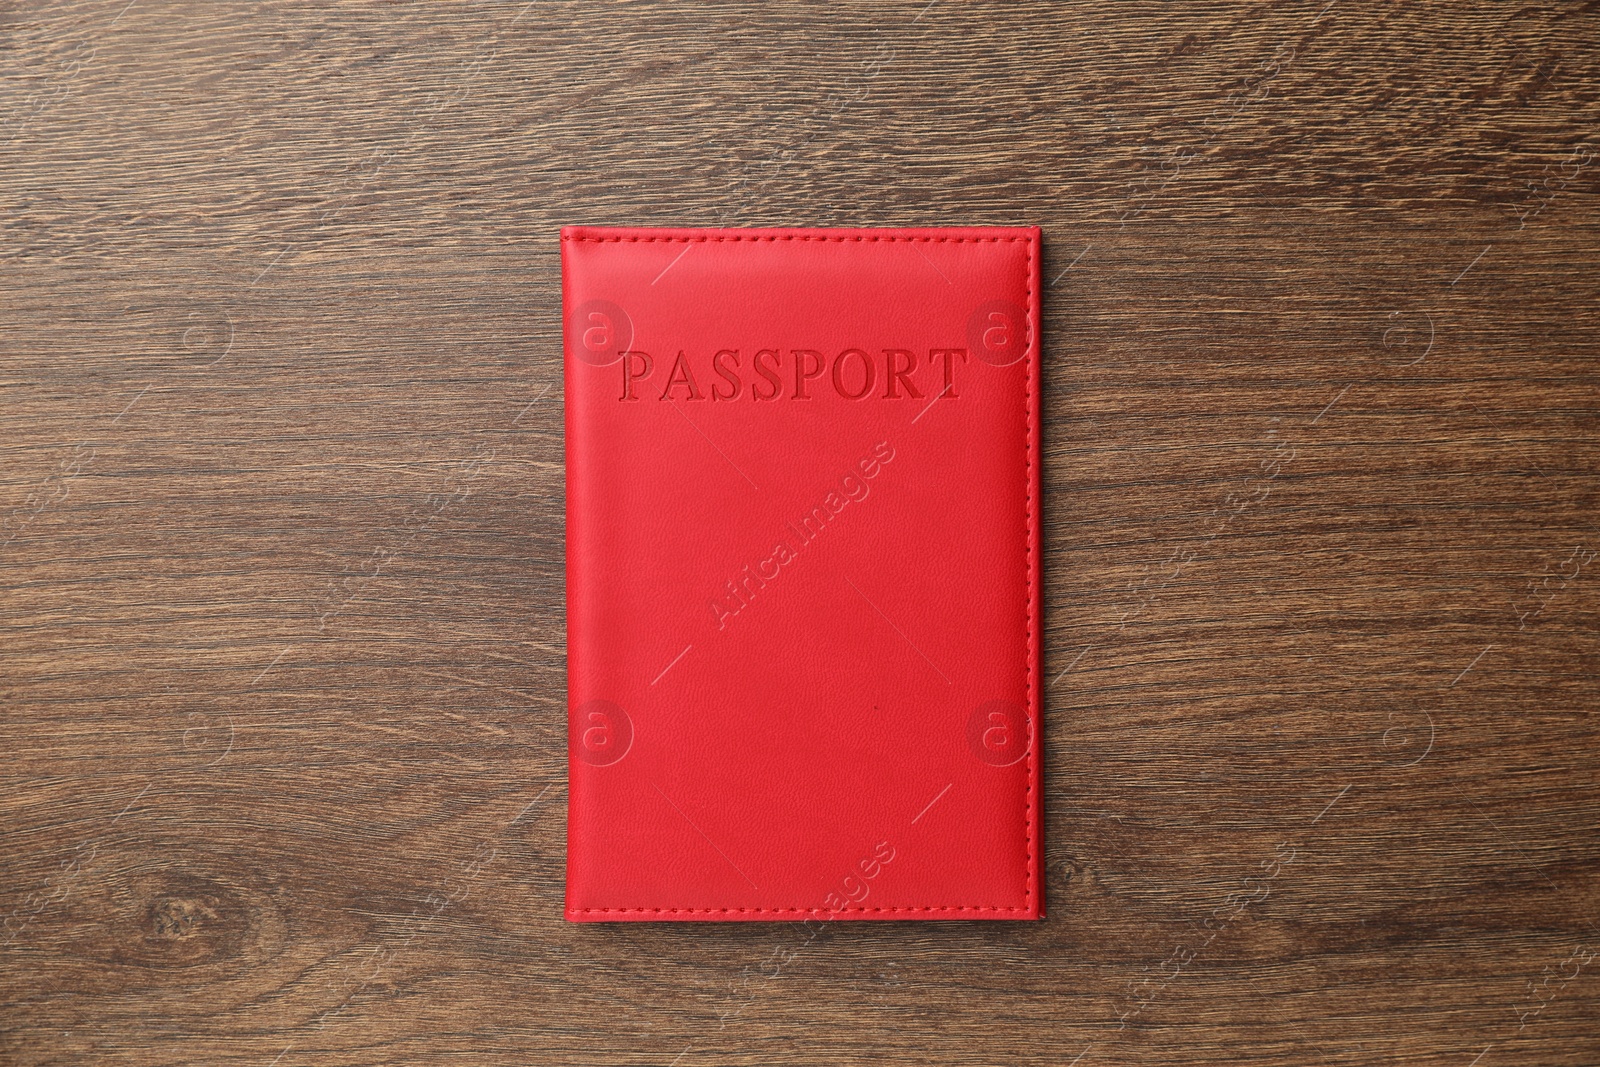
left=620, top=351, right=652, bottom=401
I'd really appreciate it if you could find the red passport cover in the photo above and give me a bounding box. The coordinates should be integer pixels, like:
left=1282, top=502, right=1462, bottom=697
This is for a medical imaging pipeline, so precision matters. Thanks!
left=563, top=225, right=1042, bottom=921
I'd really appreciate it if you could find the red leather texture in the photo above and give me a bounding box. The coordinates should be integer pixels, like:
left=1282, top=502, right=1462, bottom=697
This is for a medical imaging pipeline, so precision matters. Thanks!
left=563, top=225, right=1042, bottom=921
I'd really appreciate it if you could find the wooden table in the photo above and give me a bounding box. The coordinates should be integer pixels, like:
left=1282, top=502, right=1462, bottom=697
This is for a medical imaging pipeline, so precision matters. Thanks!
left=5, top=2, right=1597, bottom=1064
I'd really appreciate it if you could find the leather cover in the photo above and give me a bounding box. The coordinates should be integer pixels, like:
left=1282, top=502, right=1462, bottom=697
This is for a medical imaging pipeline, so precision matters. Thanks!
left=563, top=225, right=1042, bottom=921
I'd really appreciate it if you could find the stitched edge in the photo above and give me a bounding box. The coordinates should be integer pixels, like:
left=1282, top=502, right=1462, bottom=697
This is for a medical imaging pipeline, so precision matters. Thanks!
left=566, top=230, right=1040, bottom=917
left=1024, top=232, right=1037, bottom=916
left=568, top=906, right=1035, bottom=916
left=563, top=235, right=1030, bottom=244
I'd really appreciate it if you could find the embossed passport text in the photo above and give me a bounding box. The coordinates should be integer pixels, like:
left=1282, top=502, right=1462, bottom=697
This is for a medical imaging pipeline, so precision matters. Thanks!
left=564, top=225, right=1042, bottom=921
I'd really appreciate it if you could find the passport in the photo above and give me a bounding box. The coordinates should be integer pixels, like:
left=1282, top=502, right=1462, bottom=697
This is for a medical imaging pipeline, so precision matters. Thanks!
left=563, top=225, right=1043, bottom=920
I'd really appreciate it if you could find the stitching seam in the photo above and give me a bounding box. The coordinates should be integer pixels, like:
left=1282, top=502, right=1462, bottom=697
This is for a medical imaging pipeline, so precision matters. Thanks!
left=565, top=235, right=1029, bottom=244
left=568, top=906, right=1034, bottom=915
left=1023, top=233, right=1037, bottom=915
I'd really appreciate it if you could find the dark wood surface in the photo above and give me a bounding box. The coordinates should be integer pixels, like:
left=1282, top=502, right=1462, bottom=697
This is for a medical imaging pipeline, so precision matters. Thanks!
left=4, top=1, right=1598, bottom=1064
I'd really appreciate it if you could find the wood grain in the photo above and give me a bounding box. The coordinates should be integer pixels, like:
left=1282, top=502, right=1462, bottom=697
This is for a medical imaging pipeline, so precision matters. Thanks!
left=3, top=1, right=1598, bottom=1063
